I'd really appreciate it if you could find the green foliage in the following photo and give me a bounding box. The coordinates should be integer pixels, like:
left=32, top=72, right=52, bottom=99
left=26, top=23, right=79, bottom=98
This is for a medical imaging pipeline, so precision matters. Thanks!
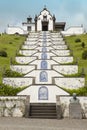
left=65, top=34, right=87, bottom=81
left=14, top=37, right=20, bottom=40
left=0, top=84, right=26, bottom=96
left=81, top=42, right=85, bottom=48
left=4, top=69, right=23, bottom=77
left=75, top=38, right=81, bottom=43
left=82, top=50, right=87, bottom=60
left=63, top=73, right=82, bottom=77
left=0, top=34, right=26, bottom=83
left=9, top=42, right=13, bottom=44
left=64, top=87, right=87, bottom=96
left=0, top=50, right=7, bottom=57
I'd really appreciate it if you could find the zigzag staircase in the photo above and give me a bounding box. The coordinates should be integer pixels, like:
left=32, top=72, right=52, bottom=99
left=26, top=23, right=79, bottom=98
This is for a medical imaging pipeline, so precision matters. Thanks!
left=3, top=31, right=85, bottom=118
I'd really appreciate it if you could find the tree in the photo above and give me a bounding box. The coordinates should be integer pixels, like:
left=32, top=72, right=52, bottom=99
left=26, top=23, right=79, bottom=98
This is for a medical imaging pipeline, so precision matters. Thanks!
left=82, top=50, right=87, bottom=59
left=75, top=38, right=81, bottom=43
left=81, top=42, right=85, bottom=48
left=0, top=50, right=7, bottom=57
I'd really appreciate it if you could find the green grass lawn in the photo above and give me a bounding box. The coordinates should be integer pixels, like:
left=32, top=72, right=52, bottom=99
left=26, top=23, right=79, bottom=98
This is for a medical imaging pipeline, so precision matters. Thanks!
left=65, top=34, right=87, bottom=84
left=0, top=34, right=26, bottom=84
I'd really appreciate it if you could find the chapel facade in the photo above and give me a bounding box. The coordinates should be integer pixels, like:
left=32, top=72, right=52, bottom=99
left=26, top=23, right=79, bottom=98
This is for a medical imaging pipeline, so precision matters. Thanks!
left=22, top=7, right=66, bottom=32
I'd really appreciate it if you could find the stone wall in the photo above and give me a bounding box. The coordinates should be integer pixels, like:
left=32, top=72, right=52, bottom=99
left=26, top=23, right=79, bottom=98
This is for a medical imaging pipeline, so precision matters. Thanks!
left=0, top=96, right=28, bottom=117
left=57, top=96, right=87, bottom=119
left=0, top=96, right=87, bottom=119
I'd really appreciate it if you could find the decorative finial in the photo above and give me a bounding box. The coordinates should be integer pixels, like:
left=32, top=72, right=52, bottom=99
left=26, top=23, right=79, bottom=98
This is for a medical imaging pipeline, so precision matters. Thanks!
left=44, top=5, right=46, bottom=8
left=44, top=5, right=47, bottom=9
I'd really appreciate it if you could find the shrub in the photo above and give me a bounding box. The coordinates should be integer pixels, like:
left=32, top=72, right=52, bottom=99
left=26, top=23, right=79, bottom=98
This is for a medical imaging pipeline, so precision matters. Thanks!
left=82, top=50, right=87, bottom=59
left=0, top=50, right=7, bottom=57
left=4, top=69, right=23, bottom=77
left=0, top=84, right=26, bottom=96
left=15, top=37, right=19, bottom=40
left=75, top=38, right=81, bottom=43
left=9, top=42, right=13, bottom=44
left=63, top=87, right=87, bottom=96
left=81, top=42, right=85, bottom=48
left=15, top=32, right=19, bottom=35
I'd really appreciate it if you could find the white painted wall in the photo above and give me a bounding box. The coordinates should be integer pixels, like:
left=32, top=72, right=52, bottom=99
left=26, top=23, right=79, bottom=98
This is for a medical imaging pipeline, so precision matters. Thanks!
left=31, top=24, right=35, bottom=31
left=6, top=26, right=27, bottom=35
left=52, top=57, right=73, bottom=64
left=55, top=78, right=85, bottom=89
left=24, top=41, right=37, bottom=45
left=3, top=78, right=33, bottom=87
left=10, top=65, right=35, bottom=74
left=52, top=41, right=65, bottom=45
left=37, top=10, right=53, bottom=31
left=52, top=37, right=63, bottom=41
left=33, top=52, right=56, bottom=59
left=52, top=45, right=67, bottom=50
left=53, top=65, right=78, bottom=75
left=61, top=26, right=85, bottom=36
left=24, top=70, right=63, bottom=84
left=18, top=85, right=69, bottom=103
left=22, top=45, right=37, bottom=50
left=30, top=60, right=58, bottom=69
left=37, top=45, right=67, bottom=51
left=27, top=37, right=38, bottom=41
left=51, top=50, right=70, bottom=56
left=15, top=57, right=37, bottom=64
left=19, top=50, right=37, bottom=56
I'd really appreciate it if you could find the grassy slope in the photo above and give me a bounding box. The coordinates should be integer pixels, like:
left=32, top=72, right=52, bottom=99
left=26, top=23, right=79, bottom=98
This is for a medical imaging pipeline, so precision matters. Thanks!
left=0, top=33, right=87, bottom=96
left=0, top=34, right=26, bottom=83
left=65, top=34, right=87, bottom=83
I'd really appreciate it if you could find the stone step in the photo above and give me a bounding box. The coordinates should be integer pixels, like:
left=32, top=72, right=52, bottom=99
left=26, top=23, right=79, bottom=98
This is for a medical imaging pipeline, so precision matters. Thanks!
left=30, top=109, right=56, bottom=113
left=29, top=103, right=57, bottom=119
left=30, top=116, right=57, bottom=119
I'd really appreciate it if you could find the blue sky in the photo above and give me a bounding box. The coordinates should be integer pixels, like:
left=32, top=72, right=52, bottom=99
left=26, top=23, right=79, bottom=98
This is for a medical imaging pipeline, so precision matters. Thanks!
left=0, top=0, right=87, bottom=32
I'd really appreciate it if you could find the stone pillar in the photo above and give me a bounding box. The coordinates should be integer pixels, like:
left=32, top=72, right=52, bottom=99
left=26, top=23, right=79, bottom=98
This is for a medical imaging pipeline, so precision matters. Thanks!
left=56, top=96, right=62, bottom=119
left=34, top=15, right=37, bottom=32
left=69, top=94, right=82, bottom=119
left=69, top=103, right=82, bottom=119
left=25, top=96, right=30, bottom=118
left=53, top=15, right=56, bottom=31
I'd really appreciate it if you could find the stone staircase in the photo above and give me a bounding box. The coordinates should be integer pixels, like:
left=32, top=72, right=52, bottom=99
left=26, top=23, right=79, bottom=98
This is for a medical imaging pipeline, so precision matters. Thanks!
left=29, top=103, right=57, bottom=119
left=3, top=31, right=85, bottom=103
